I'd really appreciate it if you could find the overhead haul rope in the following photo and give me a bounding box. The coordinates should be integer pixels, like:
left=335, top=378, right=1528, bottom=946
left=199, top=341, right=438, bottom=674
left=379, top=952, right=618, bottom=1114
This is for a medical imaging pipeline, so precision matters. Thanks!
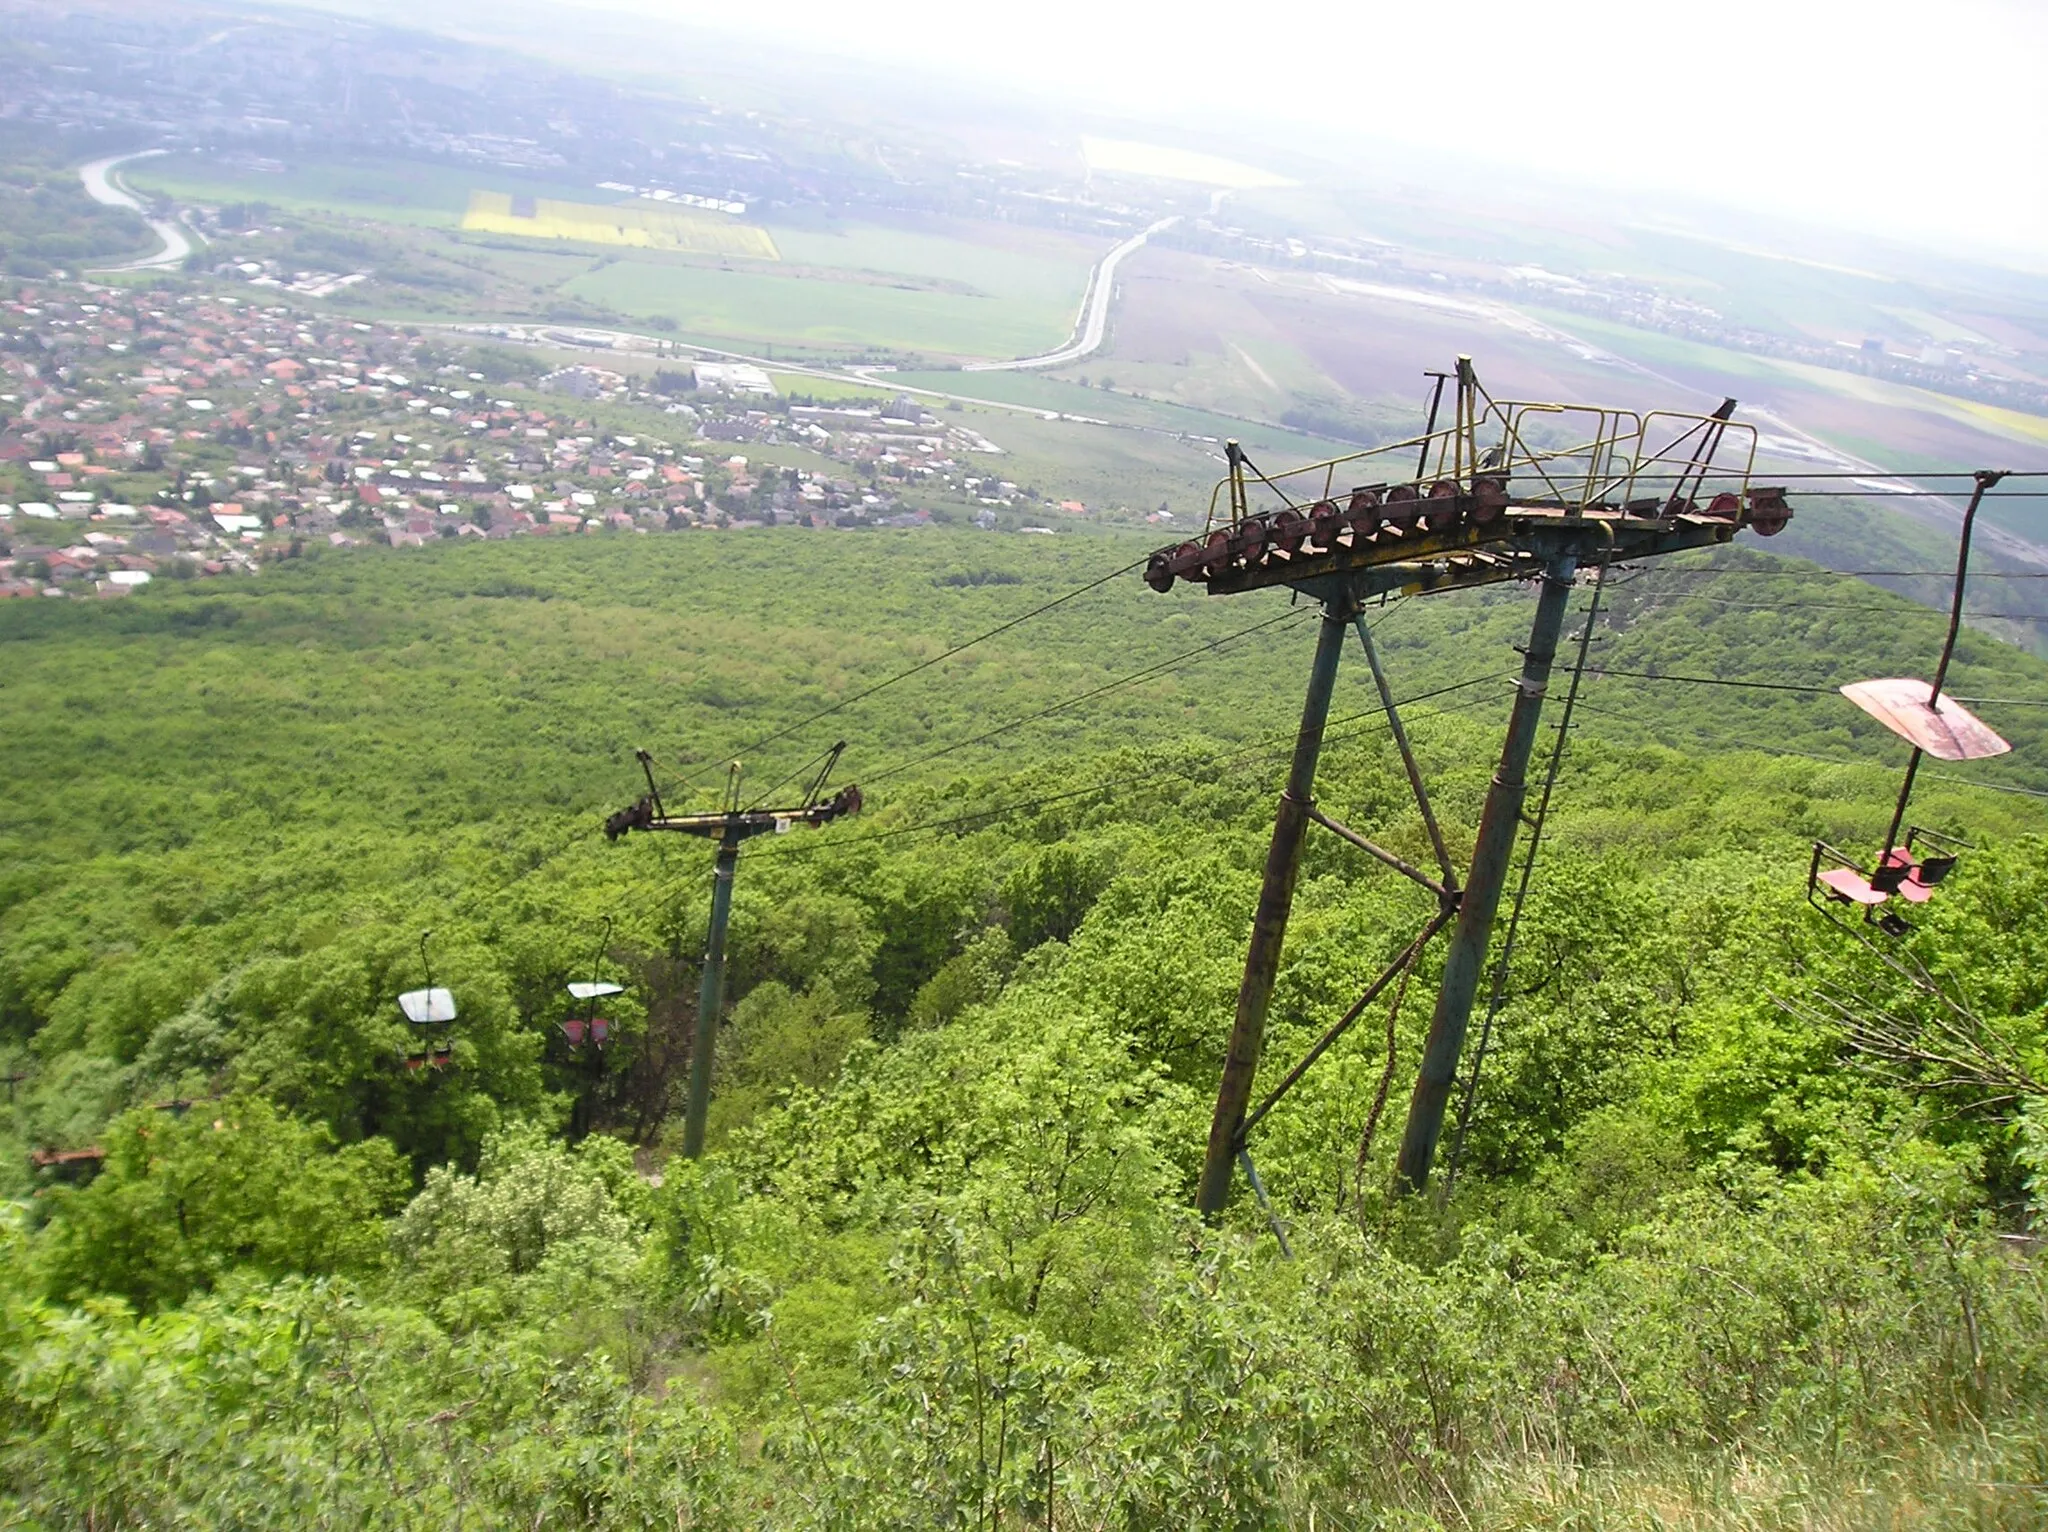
left=643, top=605, right=1464, bottom=913
left=722, top=553, right=1150, bottom=765
left=1560, top=691, right=2048, bottom=799
left=856, top=606, right=1312, bottom=789
left=1610, top=470, right=2048, bottom=482
left=1581, top=668, right=2048, bottom=707
left=713, top=465, right=2041, bottom=770
left=1634, top=568, right=2048, bottom=581
left=1442, top=559, right=1612, bottom=1195
left=1615, top=591, right=2048, bottom=620
left=693, top=464, right=2044, bottom=774
left=736, top=670, right=1513, bottom=869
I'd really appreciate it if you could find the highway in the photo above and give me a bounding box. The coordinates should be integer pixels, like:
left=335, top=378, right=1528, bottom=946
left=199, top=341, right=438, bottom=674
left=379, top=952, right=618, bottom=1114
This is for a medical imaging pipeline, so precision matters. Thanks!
left=78, top=150, right=200, bottom=272
left=964, top=215, right=1179, bottom=373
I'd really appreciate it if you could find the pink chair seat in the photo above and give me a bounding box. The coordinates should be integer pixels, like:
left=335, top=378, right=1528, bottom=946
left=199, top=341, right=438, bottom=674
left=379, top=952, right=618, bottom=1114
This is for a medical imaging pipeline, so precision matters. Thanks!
left=1817, top=866, right=1887, bottom=905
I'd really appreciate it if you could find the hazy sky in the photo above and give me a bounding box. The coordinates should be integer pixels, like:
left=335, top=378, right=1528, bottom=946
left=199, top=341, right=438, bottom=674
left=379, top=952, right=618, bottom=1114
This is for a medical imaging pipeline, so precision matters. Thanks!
left=552, top=0, right=2048, bottom=261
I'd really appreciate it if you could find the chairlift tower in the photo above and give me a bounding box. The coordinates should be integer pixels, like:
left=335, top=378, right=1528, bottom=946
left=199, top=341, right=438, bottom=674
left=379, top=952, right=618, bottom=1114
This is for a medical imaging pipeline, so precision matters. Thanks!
left=605, top=744, right=862, bottom=1157
left=1141, top=357, right=1793, bottom=1212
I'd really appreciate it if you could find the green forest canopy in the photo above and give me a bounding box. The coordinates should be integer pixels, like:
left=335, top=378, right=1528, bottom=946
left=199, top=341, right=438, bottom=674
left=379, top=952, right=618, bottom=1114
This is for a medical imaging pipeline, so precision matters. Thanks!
left=3, top=526, right=2047, bottom=1528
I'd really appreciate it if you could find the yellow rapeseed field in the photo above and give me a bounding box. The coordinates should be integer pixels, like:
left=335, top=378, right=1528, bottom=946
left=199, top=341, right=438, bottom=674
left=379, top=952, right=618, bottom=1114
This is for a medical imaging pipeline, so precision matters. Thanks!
left=462, top=191, right=779, bottom=259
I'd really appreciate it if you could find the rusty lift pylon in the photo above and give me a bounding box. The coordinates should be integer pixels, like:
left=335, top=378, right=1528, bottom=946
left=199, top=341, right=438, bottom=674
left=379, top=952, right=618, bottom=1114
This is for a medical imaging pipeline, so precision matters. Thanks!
left=1142, top=358, right=1791, bottom=1212
left=604, top=745, right=862, bottom=1157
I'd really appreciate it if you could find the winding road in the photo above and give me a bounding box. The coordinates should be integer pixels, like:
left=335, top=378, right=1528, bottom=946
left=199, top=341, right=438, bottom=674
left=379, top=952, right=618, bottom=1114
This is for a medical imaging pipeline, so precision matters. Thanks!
left=965, top=215, right=1179, bottom=372
left=78, top=150, right=201, bottom=273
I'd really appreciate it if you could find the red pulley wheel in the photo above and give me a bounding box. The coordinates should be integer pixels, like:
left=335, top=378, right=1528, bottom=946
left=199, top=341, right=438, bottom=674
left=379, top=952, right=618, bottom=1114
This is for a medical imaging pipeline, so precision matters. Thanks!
left=1309, top=499, right=1343, bottom=546
left=1470, top=475, right=1508, bottom=524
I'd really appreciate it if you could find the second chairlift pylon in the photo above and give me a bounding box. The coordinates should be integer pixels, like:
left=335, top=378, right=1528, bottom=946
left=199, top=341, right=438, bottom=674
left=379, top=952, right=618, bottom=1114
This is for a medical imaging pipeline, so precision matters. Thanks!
left=604, top=742, right=862, bottom=1157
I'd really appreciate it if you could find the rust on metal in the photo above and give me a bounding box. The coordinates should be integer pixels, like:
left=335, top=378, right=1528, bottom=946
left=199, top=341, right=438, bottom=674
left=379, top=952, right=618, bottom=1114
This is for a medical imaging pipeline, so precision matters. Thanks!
left=1840, top=679, right=2011, bottom=762
left=1169, top=357, right=1796, bottom=1212
left=1143, top=361, right=1787, bottom=601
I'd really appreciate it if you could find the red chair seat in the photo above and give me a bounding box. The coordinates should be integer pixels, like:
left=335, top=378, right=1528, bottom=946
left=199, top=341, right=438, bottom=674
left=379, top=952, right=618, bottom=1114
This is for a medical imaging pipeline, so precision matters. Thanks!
left=1817, top=866, right=1887, bottom=905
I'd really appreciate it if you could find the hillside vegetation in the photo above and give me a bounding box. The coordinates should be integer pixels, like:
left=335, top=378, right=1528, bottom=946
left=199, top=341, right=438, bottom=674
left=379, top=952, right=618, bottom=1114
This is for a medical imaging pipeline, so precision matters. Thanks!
left=0, top=133, right=151, bottom=277
left=3, top=528, right=2047, bottom=1529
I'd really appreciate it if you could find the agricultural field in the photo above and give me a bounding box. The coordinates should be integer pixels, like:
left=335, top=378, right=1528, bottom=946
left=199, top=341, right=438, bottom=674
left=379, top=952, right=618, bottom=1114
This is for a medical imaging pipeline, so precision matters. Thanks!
left=1102, top=250, right=1668, bottom=415
left=770, top=218, right=1095, bottom=309
left=461, top=191, right=780, bottom=259
left=1224, top=177, right=2048, bottom=361
left=123, top=153, right=603, bottom=230
left=555, top=217, right=1099, bottom=361
left=126, top=151, right=1104, bottom=362
left=561, top=256, right=1076, bottom=360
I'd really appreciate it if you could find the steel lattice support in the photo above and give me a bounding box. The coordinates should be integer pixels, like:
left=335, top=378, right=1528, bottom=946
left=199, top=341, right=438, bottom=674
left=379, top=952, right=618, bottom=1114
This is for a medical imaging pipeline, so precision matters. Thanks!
left=604, top=750, right=861, bottom=1158
left=684, top=836, right=741, bottom=1158
left=1194, top=591, right=1463, bottom=1218
left=1138, top=357, right=1788, bottom=1217
left=1394, top=545, right=1578, bottom=1192
left=1195, top=597, right=1354, bottom=1215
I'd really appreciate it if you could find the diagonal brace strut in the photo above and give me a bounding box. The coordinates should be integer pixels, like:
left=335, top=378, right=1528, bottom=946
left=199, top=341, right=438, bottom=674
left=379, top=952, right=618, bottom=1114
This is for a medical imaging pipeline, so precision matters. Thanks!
left=1351, top=614, right=1459, bottom=892
left=1237, top=908, right=1455, bottom=1142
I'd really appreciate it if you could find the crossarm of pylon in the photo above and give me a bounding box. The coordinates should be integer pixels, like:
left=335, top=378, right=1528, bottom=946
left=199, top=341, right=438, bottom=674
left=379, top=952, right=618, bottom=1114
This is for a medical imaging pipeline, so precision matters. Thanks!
left=1308, top=807, right=1455, bottom=903
left=1350, top=615, right=1459, bottom=889
left=1237, top=908, right=1455, bottom=1143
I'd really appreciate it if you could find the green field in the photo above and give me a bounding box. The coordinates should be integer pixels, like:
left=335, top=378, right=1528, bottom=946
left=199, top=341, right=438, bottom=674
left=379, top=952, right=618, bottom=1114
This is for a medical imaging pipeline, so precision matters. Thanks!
left=768, top=371, right=898, bottom=402
left=124, top=153, right=604, bottom=230
left=898, top=367, right=1361, bottom=453
left=772, top=220, right=1093, bottom=310
left=562, top=257, right=1077, bottom=359
left=886, top=368, right=1392, bottom=517
left=123, top=153, right=1099, bottom=361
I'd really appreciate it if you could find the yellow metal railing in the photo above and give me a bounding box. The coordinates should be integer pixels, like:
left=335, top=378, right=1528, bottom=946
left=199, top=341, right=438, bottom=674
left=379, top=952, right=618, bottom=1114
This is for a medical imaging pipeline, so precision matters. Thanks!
left=1201, top=358, right=1758, bottom=532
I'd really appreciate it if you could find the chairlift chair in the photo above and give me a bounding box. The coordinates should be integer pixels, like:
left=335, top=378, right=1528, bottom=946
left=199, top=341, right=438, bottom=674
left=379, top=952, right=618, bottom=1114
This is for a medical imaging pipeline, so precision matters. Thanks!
left=1807, top=682, right=2009, bottom=933
left=559, top=1010, right=616, bottom=1048
left=562, top=916, right=623, bottom=1049
left=398, top=929, right=458, bottom=1068
left=1805, top=471, right=2014, bottom=936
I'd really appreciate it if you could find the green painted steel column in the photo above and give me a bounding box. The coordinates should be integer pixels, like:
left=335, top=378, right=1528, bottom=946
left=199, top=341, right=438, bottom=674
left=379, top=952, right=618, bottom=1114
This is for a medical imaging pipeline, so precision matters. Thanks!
left=1196, top=597, right=1352, bottom=1217
left=682, top=831, right=740, bottom=1159
left=1395, top=548, right=1578, bottom=1193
